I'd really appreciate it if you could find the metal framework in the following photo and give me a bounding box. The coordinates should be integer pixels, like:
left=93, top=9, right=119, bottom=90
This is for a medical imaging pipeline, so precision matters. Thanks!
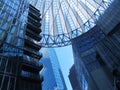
left=31, top=0, right=114, bottom=47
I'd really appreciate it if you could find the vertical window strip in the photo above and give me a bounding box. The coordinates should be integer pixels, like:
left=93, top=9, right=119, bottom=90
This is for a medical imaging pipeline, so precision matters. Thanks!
left=64, top=1, right=76, bottom=30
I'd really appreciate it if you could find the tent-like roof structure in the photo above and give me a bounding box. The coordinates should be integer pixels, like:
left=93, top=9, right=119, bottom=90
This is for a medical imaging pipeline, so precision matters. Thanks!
left=31, top=0, right=113, bottom=47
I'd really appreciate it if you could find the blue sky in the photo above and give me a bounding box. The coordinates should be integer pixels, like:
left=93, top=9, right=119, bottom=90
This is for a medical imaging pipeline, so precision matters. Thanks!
left=55, top=45, right=74, bottom=90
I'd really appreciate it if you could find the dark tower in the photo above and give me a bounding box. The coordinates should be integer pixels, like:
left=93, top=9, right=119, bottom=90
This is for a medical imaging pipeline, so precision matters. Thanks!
left=68, top=65, right=81, bottom=90
left=15, top=4, right=43, bottom=90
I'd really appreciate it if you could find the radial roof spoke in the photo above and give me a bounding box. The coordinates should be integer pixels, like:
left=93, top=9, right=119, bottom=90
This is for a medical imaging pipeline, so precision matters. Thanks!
left=30, top=0, right=114, bottom=47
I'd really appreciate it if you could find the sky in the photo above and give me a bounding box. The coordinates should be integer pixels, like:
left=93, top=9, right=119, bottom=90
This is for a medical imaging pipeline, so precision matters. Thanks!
left=55, top=45, right=74, bottom=90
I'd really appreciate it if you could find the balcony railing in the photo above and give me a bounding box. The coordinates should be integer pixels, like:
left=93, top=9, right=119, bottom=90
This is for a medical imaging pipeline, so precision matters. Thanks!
left=21, top=55, right=43, bottom=70
left=29, top=4, right=40, bottom=17
left=21, top=70, right=41, bottom=80
left=23, top=47, right=42, bottom=59
left=28, top=16, right=41, bottom=27
left=25, top=35, right=41, bottom=46
left=28, top=11, right=41, bottom=22
left=26, top=29, right=42, bottom=41
left=24, top=35, right=41, bottom=50
left=26, top=22, right=42, bottom=34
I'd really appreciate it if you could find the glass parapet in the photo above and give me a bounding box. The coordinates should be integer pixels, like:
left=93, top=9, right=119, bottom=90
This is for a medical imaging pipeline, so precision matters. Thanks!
left=23, top=47, right=42, bottom=59
left=22, top=55, right=43, bottom=69
left=29, top=4, right=40, bottom=16
left=26, top=21, right=42, bottom=34
left=24, top=35, right=41, bottom=50
left=21, top=70, right=41, bottom=80
left=28, top=16, right=41, bottom=27
left=26, top=29, right=42, bottom=41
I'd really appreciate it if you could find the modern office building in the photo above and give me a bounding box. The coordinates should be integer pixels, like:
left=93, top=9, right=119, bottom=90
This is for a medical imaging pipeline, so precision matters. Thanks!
left=0, top=0, right=43, bottom=90
left=68, top=64, right=81, bottom=90
left=71, top=0, right=120, bottom=90
left=0, top=0, right=120, bottom=90
left=40, top=48, right=67, bottom=90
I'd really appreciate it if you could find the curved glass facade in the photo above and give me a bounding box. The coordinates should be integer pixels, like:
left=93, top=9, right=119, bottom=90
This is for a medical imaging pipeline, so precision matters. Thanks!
left=31, top=0, right=114, bottom=47
left=0, top=0, right=28, bottom=56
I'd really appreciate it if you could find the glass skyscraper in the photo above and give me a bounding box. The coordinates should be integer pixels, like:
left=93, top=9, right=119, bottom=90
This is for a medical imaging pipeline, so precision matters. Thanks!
left=0, top=0, right=120, bottom=90
left=40, top=48, right=67, bottom=90
left=0, top=0, right=43, bottom=90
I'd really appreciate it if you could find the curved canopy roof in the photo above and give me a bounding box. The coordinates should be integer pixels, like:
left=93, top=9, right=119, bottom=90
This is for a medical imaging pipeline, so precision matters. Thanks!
left=31, top=0, right=113, bottom=47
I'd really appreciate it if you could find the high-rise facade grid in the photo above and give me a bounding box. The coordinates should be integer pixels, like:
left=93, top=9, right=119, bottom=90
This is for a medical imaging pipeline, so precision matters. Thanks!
left=0, top=0, right=120, bottom=90
left=40, top=48, right=67, bottom=90
left=0, top=0, right=43, bottom=90
left=72, top=0, right=120, bottom=90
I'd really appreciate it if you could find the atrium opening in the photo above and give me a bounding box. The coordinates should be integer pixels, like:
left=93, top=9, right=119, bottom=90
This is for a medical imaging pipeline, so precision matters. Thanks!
left=0, top=0, right=120, bottom=90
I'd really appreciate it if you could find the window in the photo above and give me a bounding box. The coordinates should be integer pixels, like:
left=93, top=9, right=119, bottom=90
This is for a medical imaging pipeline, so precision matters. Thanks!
left=1, top=76, right=9, bottom=90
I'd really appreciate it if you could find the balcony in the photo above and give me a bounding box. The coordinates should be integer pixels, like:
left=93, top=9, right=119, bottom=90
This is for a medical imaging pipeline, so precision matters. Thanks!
left=23, top=47, right=42, bottom=59
left=26, top=29, right=42, bottom=41
left=21, top=62, right=43, bottom=73
left=21, top=70, right=43, bottom=82
left=26, top=22, right=42, bottom=34
left=29, top=4, right=40, bottom=17
left=28, top=11, right=41, bottom=22
left=24, top=36, right=41, bottom=51
left=20, top=56, right=43, bottom=72
left=28, top=16, right=41, bottom=27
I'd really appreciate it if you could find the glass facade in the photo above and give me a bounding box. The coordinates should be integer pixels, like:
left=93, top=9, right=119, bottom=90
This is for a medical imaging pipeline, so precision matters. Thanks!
left=0, top=0, right=28, bottom=56
left=71, top=11, right=120, bottom=89
left=40, top=48, right=67, bottom=90
left=30, top=0, right=113, bottom=47
left=0, top=0, right=114, bottom=48
left=71, top=26, right=105, bottom=89
left=0, top=0, right=43, bottom=90
left=0, top=0, right=27, bottom=90
left=0, top=0, right=119, bottom=90
left=0, top=0, right=112, bottom=47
